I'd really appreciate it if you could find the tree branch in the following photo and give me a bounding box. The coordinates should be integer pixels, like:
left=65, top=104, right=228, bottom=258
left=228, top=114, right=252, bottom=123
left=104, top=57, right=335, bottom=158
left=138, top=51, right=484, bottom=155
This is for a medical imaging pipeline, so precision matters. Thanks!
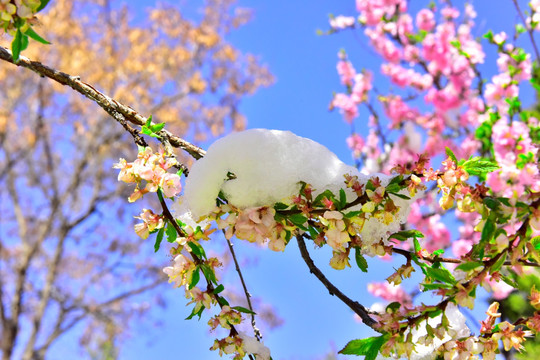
left=0, top=46, right=205, bottom=160
left=295, top=234, right=378, bottom=330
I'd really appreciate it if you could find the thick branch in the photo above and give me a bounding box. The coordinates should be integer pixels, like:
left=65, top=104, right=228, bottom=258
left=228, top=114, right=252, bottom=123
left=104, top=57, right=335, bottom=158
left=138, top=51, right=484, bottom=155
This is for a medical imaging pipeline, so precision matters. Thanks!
left=0, top=46, right=205, bottom=160
left=295, top=235, right=378, bottom=329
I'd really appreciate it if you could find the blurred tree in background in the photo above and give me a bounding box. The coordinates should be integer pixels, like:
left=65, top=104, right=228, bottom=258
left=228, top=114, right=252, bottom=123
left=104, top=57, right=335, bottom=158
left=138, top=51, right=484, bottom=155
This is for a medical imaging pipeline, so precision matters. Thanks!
left=0, top=1, right=272, bottom=359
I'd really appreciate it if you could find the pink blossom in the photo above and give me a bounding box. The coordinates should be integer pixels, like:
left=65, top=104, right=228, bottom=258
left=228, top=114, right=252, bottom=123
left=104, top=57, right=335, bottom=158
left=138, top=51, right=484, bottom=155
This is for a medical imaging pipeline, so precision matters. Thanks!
left=484, top=278, right=514, bottom=300
left=441, top=7, right=460, bottom=20
left=332, top=93, right=358, bottom=123
left=234, top=207, right=276, bottom=245
left=330, top=15, right=356, bottom=29
left=346, top=133, right=365, bottom=159
left=160, top=173, right=182, bottom=198
left=416, top=9, right=435, bottom=31
left=337, top=59, right=356, bottom=86
left=367, top=282, right=412, bottom=304
left=351, top=71, right=373, bottom=102
left=452, top=239, right=473, bottom=258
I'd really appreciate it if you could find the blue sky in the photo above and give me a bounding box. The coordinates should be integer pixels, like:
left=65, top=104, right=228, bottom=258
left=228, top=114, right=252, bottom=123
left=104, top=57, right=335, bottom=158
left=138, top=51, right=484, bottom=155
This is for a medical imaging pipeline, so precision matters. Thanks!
left=46, top=1, right=536, bottom=359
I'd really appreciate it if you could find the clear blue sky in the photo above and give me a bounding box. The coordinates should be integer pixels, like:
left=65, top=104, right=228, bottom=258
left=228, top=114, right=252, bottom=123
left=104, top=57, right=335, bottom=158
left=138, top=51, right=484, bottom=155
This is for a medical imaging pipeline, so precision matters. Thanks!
left=47, top=1, right=536, bottom=359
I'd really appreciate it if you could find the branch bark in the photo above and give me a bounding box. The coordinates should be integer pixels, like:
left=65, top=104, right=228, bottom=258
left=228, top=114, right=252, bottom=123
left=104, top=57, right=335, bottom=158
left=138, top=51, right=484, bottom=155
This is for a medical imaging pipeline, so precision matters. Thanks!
left=295, top=235, right=378, bottom=329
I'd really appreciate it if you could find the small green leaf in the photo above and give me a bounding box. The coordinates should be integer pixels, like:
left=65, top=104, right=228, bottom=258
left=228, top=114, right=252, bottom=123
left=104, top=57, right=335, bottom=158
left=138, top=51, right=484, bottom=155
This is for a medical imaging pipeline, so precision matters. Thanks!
left=232, top=306, right=256, bottom=315
left=491, top=252, right=507, bottom=273
left=145, top=115, right=153, bottom=127
left=425, top=266, right=457, bottom=285
left=387, top=191, right=410, bottom=200
left=274, top=202, right=289, bottom=210
left=188, top=266, right=200, bottom=290
left=386, top=302, right=401, bottom=312
left=532, top=236, right=540, bottom=251
left=339, top=334, right=389, bottom=360
left=200, top=264, right=218, bottom=284
left=217, top=296, right=230, bottom=306
left=462, top=157, right=500, bottom=176
left=288, top=213, right=308, bottom=230
left=421, top=283, right=454, bottom=291
left=185, top=305, right=204, bottom=320
left=355, top=247, right=368, bottom=273
left=154, top=227, right=165, bottom=252
left=389, top=230, right=424, bottom=241
left=445, top=147, right=458, bottom=164
left=483, top=30, right=494, bottom=42
left=213, top=284, right=225, bottom=294
left=339, top=189, right=347, bottom=209
left=24, top=27, right=50, bottom=44
left=150, top=122, right=165, bottom=132
left=455, top=261, right=484, bottom=272
left=187, top=241, right=206, bottom=260
left=413, top=237, right=422, bottom=253
left=166, top=223, right=177, bottom=243
left=11, top=29, right=24, bottom=63
left=432, top=249, right=444, bottom=256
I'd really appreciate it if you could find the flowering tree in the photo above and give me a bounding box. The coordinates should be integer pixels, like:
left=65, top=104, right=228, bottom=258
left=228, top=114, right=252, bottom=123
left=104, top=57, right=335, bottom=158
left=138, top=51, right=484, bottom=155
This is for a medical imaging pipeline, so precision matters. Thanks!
left=0, top=0, right=272, bottom=359
left=1, top=1, right=540, bottom=360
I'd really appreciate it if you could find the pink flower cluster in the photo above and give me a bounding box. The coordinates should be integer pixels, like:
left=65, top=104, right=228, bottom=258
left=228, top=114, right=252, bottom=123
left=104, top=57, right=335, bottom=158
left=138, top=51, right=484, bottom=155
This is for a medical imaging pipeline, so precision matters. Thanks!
left=114, top=147, right=182, bottom=201
left=487, top=118, right=540, bottom=200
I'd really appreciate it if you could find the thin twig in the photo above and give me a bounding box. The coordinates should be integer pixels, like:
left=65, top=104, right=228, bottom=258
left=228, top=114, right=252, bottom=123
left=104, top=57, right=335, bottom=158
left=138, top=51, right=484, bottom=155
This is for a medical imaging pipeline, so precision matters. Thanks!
left=295, top=235, right=379, bottom=330
left=512, top=0, right=540, bottom=65
left=224, top=235, right=262, bottom=341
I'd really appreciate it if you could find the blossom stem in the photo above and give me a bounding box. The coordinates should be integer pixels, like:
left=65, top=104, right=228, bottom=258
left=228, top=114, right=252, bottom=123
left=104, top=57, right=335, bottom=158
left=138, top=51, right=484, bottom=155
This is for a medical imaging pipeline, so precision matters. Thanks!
left=224, top=234, right=263, bottom=341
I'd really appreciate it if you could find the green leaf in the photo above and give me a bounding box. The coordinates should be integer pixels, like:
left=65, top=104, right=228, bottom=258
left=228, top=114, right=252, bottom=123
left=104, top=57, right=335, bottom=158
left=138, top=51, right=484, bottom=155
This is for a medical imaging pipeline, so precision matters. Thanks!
left=232, top=306, right=256, bottom=315
left=432, top=249, right=444, bottom=256
left=339, top=334, right=389, bottom=359
left=37, top=0, right=51, bottom=12
left=425, top=266, right=457, bottom=285
left=445, top=147, right=458, bottom=164
left=481, top=219, right=497, bottom=245
left=145, top=115, right=153, bottom=127
left=187, top=241, right=207, bottom=260
left=313, top=189, right=337, bottom=206
left=516, top=24, right=526, bottom=35
left=413, top=237, right=422, bottom=253
left=185, top=305, right=204, bottom=320
left=532, top=236, right=540, bottom=251
left=355, top=247, right=368, bottom=273
left=217, top=296, right=229, bottom=306
left=188, top=266, right=200, bottom=290
left=386, top=302, right=401, bottom=312
left=455, top=261, right=484, bottom=272
left=288, top=213, right=307, bottom=227
left=150, top=122, right=165, bottom=132
left=461, top=157, right=500, bottom=176
left=389, top=230, right=424, bottom=241
left=483, top=30, right=494, bottom=42
left=339, top=189, right=347, bottom=210
left=483, top=197, right=501, bottom=211
left=421, top=283, right=454, bottom=291
left=365, top=179, right=376, bottom=191
left=387, top=191, right=410, bottom=200
left=24, top=27, right=50, bottom=44
left=11, top=29, right=24, bottom=63
left=385, top=183, right=401, bottom=193
left=344, top=211, right=362, bottom=218
left=274, top=202, right=289, bottom=211
left=166, top=223, right=177, bottom=243
left=491, top=252, right=507, bottom=273
left=154, top=227, right=165, bottom=252
left=200, top=264, right=218, bottom=284
left=213, top=284, right=225, bottom=294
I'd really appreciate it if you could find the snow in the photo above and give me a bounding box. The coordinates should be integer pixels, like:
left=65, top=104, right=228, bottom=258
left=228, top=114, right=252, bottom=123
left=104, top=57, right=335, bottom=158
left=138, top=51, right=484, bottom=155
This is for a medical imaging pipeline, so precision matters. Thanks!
left=408, top=303, right=470, bottom=360
left=184, top=129, right=359, bottom=218
left=183, top=129, right=421, bottom=249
